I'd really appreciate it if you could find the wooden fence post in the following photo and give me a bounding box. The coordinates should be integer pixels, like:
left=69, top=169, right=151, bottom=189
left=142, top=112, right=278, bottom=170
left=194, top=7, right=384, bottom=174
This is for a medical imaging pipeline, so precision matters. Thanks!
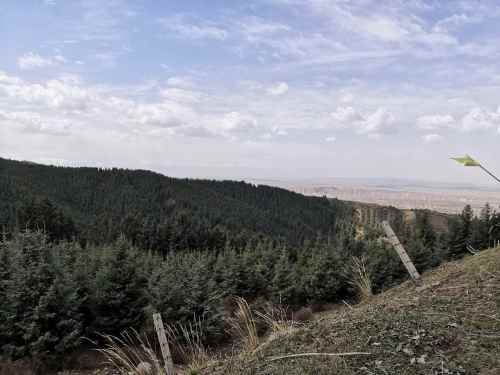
left=381, top=221, right=421, bottom=284
left=153, top=313, right=174, bottom=375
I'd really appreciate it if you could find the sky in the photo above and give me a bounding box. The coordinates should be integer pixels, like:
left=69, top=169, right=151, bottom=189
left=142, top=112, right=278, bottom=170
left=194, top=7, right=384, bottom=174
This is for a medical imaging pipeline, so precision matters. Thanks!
left=1, top=0, right=500, bottom=185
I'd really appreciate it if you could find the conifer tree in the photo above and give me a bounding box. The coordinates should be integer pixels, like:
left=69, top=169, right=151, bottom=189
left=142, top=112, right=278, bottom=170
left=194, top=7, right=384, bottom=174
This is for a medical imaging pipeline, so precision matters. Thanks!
left=91, top=237, right=147, bottom=335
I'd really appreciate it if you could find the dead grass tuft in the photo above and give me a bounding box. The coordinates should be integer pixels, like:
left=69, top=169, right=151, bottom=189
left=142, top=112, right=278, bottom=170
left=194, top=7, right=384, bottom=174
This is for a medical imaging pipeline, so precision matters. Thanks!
left=165, top=316, right=210, bottom=373
left=225, top=297, right=260, bottom=353
left=348, top=256, right=373, bottom=301
left=97, top=329, right=164, bottom=375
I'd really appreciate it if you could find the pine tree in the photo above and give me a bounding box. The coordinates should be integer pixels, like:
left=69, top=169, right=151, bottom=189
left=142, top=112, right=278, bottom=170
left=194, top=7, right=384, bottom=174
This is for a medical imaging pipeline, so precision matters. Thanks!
left=91, top=237, right=147, bottom=335
left=449, top=205, right=473, bottom=258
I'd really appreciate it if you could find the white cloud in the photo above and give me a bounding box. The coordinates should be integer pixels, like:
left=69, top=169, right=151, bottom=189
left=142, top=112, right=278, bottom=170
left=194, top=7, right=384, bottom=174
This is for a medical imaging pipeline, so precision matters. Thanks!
left=159, top=15, right=227, bottom=40
left=0, top=76, right=92, bottom=113
left=461, top=107, right=500, bottom=132
left=18, top=52, right=65, bottom=70
left=331, top=106, right=396, bottom=135
left=340, top=93, right=354, bottom=103
left=421, top=133, right=443, bottom=144
left=433, top=14, right=481, bottom=33
left=167, top=76, right=195, bottom=88
left=240, top=17, right=290, bottom=36
left=267, top=82, right=289, bottom=96
left=0, top=110, right=70, bottom=136
left=359, top=108, right=396, bottom=135
left=126, top=101, right=193, bottom=129
left=331, top=106, right=363, bottom=125
left=325, top=136, right=336, bottom=142
left=160, top=88, right=201, bottom=103
left=212, top=112, right=259, bottom=138
left=416, top=114, right=455, bottom=130
left=358, top=16, right=410, bottom=42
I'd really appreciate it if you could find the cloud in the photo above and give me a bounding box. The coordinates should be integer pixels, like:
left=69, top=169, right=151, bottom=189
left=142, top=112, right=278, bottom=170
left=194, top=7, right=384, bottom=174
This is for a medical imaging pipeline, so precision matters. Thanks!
left=331, top=106, right=363, bottom=125
left=18, top=52, right=65, bottom=70
left=421, top=133, right=443, bottom=144
left=267, top=82, right=289, bottom=96
left=0, top=110, right=70, bottom=136
left=126, top=101, right=194, bottom=129
left=0, top=75, right=92, bottom=113
left=160, top=88, right=201, bottom=103
left=331, top=106, right=396, bottom=136
left=325, top=136, right=336, bottom=142
left=461, top=107, right=500, bottom=132
left=159, top=15, right=227, bottom=40
left=359, top=108, right=396, bottom=135
left=239, top=17, right=290, bottom=36
left=167, top=76, right=195, bottom=88
left=340, top=93, right=354, bottom=103
left=416, top=114, right=455, bottom=130
left=211, top=112, right=259, bottom=138
left=357, top=16, right=410, bottom=42
left=433, top=13, right=481, bottom=33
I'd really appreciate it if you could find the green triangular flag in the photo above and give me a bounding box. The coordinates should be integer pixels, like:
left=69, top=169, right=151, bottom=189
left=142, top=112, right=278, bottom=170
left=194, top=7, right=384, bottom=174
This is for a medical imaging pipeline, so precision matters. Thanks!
left=451, top=154, right=480, bottom=167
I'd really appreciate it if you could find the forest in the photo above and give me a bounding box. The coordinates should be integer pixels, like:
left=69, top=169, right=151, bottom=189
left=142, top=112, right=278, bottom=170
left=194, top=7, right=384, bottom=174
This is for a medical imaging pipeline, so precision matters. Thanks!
left=1, top=157, right=499, bottom=369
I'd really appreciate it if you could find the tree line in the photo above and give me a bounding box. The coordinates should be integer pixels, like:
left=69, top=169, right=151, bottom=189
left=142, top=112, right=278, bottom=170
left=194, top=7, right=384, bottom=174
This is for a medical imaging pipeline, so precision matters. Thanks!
left=0, top=158, right=354, bottom=253
left=2, top=202, right=498, bottom=368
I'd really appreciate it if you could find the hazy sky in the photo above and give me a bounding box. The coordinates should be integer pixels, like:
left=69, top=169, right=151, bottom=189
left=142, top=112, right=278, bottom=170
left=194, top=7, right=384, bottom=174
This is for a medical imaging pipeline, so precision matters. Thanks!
left=1, top=0, right=500, bottom=185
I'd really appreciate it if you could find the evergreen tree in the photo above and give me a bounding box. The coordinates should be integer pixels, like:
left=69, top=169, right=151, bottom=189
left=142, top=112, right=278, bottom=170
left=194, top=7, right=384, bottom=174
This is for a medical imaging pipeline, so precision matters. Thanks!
left=449, top=205, right=473, bottom=258
left=91, top=237, right=147, bottom=335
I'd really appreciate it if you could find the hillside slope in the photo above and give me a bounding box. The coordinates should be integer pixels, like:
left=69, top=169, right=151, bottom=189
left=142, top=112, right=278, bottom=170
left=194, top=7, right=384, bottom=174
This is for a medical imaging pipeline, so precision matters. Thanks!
left=0, top=157, right=351, bottom=250
left=210, top=248, right=500, bottom=375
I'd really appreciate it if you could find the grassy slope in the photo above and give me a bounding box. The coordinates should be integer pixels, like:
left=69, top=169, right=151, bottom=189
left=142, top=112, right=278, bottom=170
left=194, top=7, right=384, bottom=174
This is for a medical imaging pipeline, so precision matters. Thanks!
left=209, top=248, right=500, bottom=375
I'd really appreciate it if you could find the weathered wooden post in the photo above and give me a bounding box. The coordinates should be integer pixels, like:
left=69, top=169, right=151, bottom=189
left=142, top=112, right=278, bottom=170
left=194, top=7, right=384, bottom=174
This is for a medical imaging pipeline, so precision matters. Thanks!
left=153, top=313, right=174, bottom=375
left=381, top=221, right=421, bottom=284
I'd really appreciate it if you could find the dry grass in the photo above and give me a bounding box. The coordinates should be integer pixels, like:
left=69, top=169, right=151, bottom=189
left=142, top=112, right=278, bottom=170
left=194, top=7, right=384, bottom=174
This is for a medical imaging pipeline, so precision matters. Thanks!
left=165, top=316, right=210, bottom=373
left=225, top=297, right=260, bottom=353
left=207, top=247, right=500, bottom=375
left=97, top=329, right=165, bottom=375
left=348, top=256, right=373, bottom=301
left=256, top=303, right=299, bottom=338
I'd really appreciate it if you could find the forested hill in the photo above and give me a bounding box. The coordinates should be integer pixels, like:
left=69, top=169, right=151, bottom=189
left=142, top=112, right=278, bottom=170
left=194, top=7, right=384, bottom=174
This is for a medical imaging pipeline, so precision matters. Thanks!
left=0, top=157, right=352, bottom=251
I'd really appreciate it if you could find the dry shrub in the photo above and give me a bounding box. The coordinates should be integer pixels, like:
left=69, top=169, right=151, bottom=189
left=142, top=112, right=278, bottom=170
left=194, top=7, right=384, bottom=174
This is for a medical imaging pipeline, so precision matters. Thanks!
left=225, top=297, right=260, bottom=353
left=97, top=329, right=164, bottom=375
left=349, top=256, right=373, bottom=301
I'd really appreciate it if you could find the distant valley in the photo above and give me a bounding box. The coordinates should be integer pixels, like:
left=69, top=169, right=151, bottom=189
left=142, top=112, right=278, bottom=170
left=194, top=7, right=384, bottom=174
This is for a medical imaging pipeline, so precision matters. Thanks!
left=247, top=177, right=500, bottom=214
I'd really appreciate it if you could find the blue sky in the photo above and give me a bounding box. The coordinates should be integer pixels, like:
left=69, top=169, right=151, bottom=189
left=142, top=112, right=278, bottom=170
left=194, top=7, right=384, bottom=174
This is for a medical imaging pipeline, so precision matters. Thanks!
left=1, top=0, right=500, bottom=184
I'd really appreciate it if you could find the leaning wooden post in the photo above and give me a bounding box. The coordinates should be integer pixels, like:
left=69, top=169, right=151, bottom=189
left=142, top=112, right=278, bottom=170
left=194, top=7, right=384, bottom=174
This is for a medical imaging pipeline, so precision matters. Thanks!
left=153, top=313, right=174, bottom=375
left=381, top=221, right=421, bottom=284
